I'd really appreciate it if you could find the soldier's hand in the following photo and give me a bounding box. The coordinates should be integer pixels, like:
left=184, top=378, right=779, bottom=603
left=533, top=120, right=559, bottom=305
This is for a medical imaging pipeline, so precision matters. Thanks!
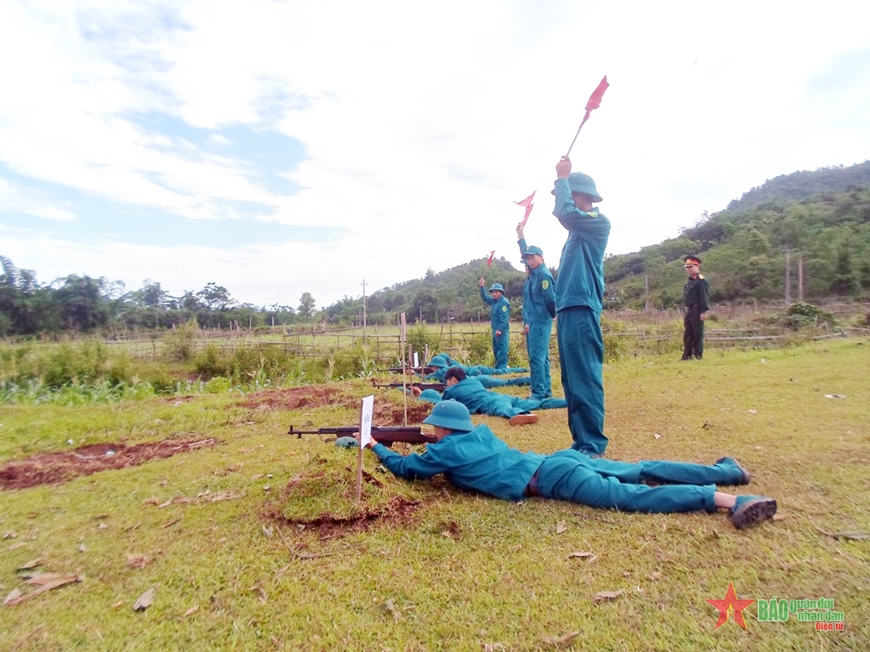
left=495, top=330, right=502, bottom=336
left=524, top=324, right=530, bottom=335
left=411, top=386, right=422, bottom=397
left=556, top=156, right=572, bottom=179
left=516, top=222, right=524, bottom=238
left=478, top=277, right=486, bottom=287
left=701, top=313, right=709, bottom=321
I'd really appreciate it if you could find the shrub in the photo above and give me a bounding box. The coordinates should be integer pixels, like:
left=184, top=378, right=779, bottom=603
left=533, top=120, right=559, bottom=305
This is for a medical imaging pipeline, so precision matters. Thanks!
left=163, top=321, right=200, bottom=361
left=777, top=302, right=836, bottom=331
left=462, top=332, right=491, bottom=365
left=407, top=325, right=441, bottom=362
left=194, top=343, right=230, bottom=379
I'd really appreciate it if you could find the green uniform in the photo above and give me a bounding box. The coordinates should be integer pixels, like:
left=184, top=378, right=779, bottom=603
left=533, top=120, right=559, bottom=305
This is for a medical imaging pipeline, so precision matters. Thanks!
left=418, top=377, right=567, bottom=419
left=518, top=237, right=556, bottom=399
left=479, top=287, right=511, bottom=368
left=552, top=178, right=610, bottom=456
left=682, top=274, right=710, bottom=360
left=422, top=364, right=528, bottom=383
left=371, top=424, right=747, bottom=511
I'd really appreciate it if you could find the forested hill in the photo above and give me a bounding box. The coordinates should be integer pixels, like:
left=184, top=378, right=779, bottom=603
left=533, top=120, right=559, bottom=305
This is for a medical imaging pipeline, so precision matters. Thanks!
left=727, top=161, right=870, bottom=211
left=325, top=257, right=527, bottom=324
left=603, top=161, right=870, bottom=309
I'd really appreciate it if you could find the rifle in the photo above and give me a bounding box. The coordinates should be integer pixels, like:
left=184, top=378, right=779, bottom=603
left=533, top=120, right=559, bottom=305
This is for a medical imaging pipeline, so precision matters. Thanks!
left=383, top=366, right=428, bottom=374
left=287, top=425, right=437, bottom=448
left=370, top=381, right=445, bottom=392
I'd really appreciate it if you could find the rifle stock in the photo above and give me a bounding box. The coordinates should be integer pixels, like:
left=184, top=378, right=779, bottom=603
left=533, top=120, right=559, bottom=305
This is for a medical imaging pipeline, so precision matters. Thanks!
left=287, top=425, right=437, bottom=448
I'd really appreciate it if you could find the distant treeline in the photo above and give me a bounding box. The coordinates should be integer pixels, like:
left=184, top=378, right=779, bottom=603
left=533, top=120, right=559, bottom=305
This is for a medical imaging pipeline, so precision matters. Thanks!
left=3, top=162, right=869, bottom=336
left=0, top=263, right=308, bottom=336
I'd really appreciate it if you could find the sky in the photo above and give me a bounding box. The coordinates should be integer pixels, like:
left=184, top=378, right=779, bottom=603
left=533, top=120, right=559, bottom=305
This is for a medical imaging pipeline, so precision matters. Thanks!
left=1, top=0, right=869, bottom=310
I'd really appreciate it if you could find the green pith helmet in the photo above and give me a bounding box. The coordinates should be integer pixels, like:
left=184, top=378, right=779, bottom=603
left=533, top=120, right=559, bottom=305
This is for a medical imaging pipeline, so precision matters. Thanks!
left=422, top=400, right=474, bottom=432
left=523, top=245, right=544, bottom=257
left=427, top=356, right=448, bottom=369
left=567, top=172, right=602, bottom=202
left=488, top=283, right=505, bottom=293
left=552, top=172, right=603, bottom=202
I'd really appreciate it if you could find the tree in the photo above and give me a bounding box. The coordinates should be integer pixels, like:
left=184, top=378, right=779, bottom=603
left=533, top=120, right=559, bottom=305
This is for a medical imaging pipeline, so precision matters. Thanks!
left=0, top=256, right=21, bottom=287
left=830, top=248, right=856, bottom=295
left=298, top=292, right=316, bottom=318
left=410, top=289, right=438, bottom=322
left=179, top=291, right=201, bottom=311
left=196, top=283, right=234, bottom=310
left=141, top=280, right=168, bottom=308
left=53, top=275, right=111, bottom=330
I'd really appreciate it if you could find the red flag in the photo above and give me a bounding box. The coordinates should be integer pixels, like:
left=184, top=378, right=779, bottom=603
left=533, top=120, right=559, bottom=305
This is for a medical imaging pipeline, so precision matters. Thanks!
left=585, top=75, right=609, bottom=112
left=520, top=203, right=534, bottom=228
left=566, top=74, right=609, bottom=156
left=486, top=250, right=495, bottom=267
left=515, top=191, right=536, bottom=209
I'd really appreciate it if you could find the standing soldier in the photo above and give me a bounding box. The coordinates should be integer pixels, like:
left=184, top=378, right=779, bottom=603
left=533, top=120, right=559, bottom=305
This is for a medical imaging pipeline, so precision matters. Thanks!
left=682, top=256, right=711, bottom=360
left=478, top=278, right=511, bottom=369
left=552, top=156, right=611, bottom=457
left=517, top=222, right=556, bottom=399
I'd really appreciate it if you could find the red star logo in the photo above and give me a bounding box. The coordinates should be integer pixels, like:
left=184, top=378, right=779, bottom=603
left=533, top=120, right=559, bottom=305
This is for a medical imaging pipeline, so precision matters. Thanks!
left=707, top=582, right=755, bottom=629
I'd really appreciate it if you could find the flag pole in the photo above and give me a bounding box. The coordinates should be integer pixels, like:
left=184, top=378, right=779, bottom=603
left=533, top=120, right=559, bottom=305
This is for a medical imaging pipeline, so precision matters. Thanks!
left=565, top=75, right=609, bottom=157
left=565, top=113, right=591, bottom=157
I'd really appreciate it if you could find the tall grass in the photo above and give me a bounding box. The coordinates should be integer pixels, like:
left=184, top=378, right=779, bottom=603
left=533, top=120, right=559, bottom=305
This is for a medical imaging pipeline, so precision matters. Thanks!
left=0, top=337, right=383, bottom=404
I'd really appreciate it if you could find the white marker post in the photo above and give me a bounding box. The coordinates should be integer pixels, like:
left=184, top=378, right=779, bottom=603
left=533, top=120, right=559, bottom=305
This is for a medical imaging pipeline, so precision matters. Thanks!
left=356, top=395, right=375, bottom=501
left=400, top=312, right=407, bottom=425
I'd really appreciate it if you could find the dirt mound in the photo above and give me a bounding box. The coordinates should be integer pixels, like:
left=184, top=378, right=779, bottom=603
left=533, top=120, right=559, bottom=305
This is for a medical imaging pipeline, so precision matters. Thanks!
left=266, top=494, right=421, bottom=538
left=237, top=386, right=433, bottom=425
left=264, top=453, right=427, bottom=537
left=0, top=437, right=219, bottom=490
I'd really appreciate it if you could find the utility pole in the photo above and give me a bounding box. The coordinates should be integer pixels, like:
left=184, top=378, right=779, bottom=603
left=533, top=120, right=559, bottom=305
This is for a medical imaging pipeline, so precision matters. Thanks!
left=785, top=250, right=792, bottom=304
left=644, top=275, right=650, bottom=314
left=361, top=278, right=367, bottom=340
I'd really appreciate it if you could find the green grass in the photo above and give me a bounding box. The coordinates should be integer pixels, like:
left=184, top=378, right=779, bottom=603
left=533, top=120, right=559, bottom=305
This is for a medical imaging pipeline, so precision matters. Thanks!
left=1, top=341, right=869, bottom=650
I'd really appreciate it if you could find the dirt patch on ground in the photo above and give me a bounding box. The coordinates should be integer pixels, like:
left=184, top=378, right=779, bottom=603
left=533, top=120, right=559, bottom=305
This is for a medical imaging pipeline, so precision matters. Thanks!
left=237, top=386, right=433, bottom=425
left=265, top=495, right=421, bottom=538
left=264, top=465, right=422, bottom=538
left=0, top=437, right=219, bottom=490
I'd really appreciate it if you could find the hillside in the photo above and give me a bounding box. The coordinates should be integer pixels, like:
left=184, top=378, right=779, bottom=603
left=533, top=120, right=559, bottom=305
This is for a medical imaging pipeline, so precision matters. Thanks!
left=325, top=257, right=528, bottom=325
left=603, top=162, right=870, bottom=309
left=726, top=161, right=870, bottom=211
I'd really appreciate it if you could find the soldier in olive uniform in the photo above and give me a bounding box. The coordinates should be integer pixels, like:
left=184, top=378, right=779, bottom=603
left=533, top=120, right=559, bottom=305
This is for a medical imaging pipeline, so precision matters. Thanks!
left=682, top=256, right=711, bottom=360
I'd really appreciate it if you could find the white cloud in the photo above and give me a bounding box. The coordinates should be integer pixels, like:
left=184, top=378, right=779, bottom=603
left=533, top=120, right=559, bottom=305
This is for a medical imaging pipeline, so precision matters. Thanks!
left=0, top=178, right=78, bottom=222
left=1, top=0, right=869, bottom=307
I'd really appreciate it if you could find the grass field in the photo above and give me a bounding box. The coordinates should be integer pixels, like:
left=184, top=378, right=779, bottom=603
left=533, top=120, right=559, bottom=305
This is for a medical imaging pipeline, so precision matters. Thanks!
left=1, top=339, right=868, bottom=650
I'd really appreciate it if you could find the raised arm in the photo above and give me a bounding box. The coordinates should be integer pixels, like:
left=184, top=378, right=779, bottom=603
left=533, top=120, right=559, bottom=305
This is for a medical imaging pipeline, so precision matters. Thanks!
left=517, top=223, right=528, bottom=257
left=479, top=279, right=495, bottom=306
